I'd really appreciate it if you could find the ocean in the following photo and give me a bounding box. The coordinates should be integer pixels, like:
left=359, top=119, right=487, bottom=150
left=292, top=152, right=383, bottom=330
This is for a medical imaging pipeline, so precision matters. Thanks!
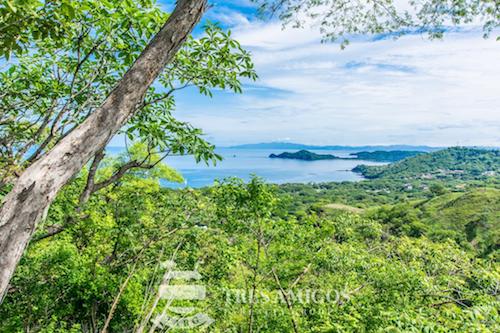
left=105, top=147, right=387, bottom=188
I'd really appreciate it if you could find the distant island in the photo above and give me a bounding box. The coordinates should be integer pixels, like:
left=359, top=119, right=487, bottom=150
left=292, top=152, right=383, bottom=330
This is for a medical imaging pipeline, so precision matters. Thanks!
left=269, top=150, right=340, bottom=161
left=349, top=150, right=424, bottom=162
left=269, top=149, right=425, bottom=162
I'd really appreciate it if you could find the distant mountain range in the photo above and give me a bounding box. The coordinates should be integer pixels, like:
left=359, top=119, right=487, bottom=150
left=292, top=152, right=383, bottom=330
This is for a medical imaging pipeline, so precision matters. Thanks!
left=229, top=142, right=442, bottom=152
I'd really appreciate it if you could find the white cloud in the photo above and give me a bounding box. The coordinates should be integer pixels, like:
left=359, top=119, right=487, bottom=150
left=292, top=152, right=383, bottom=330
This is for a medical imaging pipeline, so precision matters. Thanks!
left=174, top=18, right=500, bottom=147
left=206, top=6, right=251, bottom=27
left=234, top=21, right=321, bottom=49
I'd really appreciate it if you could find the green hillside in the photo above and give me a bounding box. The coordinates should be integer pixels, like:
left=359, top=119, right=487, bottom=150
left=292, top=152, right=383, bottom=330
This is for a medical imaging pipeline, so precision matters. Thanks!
left=353, top=147, right=500, bottom=180
left=370, top=188, right=500, bottom=257
left=350, top=150, right=424, bottom=162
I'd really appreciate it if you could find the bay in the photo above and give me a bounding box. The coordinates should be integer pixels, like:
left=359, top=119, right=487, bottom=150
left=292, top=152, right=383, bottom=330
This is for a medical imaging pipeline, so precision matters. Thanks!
left=125, top=148, right=389, bottom=188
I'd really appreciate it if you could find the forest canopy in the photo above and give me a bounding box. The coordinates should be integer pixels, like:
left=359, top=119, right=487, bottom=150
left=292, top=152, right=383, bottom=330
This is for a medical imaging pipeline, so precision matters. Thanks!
left=1, top=145, right=499, bottom=331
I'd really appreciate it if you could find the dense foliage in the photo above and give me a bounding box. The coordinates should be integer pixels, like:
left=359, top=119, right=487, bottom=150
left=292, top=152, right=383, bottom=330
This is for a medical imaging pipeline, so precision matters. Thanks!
left=1, top=149, right=499, bottom=332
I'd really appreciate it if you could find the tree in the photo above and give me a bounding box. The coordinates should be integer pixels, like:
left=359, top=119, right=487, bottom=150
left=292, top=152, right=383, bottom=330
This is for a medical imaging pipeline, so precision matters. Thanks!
left=211, top=177, right=279, bottom=333
left=254, top=0, right=499, bottom=47
left=0, top=175, right=215, bottom=331
left=0, top=20, right=255, bottom=192
left=430, top=182, right=448, bottom=196
left=0, top=0, right=256, bottom=302
left=0, top=0, right=213, bottom=302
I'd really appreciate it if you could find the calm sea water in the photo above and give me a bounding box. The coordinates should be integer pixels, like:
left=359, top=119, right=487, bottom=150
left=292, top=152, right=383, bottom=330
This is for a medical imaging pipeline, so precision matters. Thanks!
left=122, top=148, right=387, bottom=188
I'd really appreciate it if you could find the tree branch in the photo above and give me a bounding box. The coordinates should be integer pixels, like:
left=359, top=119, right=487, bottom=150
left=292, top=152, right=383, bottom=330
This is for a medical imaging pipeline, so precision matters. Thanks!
left=79, top=149, right=106, bottom=207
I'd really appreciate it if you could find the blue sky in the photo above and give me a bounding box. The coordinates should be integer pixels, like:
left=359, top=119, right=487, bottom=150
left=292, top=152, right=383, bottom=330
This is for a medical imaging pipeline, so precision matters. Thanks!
left=146, top=0, right=500, bottom=147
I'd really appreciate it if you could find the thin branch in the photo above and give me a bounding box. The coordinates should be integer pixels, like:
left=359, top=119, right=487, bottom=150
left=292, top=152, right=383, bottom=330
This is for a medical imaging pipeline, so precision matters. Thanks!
left=32, top=148, right=171, bottom=243
left=16, top=99, right=60, bottom=161
left=79, top=149, right=106, bottom=207
left=271, top=267, right=299, bottom=333
left=101, top=246, right=147, bottom=333
left=430, top=296, right=471, bottom=308
left=92, top=150, right=170, bottom=193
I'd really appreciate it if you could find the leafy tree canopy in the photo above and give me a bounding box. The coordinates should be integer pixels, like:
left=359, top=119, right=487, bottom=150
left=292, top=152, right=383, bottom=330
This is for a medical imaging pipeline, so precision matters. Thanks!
left=0, top=0, right=256, bottom=194
left=0, top=0, right=167, bottom=59
left=253, top=0, right=499, bottom=47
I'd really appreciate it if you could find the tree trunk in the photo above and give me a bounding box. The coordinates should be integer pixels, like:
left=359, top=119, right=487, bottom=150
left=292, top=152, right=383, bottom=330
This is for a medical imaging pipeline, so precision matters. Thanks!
left=0, top=0, right=207, bottom=303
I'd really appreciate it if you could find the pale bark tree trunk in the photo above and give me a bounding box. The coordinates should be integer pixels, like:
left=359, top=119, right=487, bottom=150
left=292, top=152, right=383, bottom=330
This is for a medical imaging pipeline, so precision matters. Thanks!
left=0, top=0, right=208, bottom=303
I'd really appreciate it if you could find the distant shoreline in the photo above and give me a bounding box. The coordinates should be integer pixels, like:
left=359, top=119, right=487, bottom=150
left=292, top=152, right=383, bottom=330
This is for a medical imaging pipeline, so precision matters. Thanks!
left=228, top=142, right=443, bottom=151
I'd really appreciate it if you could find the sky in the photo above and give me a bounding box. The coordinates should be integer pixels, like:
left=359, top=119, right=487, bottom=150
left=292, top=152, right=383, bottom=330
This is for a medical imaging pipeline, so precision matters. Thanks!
left=149, top=0, right=500, bottom=147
